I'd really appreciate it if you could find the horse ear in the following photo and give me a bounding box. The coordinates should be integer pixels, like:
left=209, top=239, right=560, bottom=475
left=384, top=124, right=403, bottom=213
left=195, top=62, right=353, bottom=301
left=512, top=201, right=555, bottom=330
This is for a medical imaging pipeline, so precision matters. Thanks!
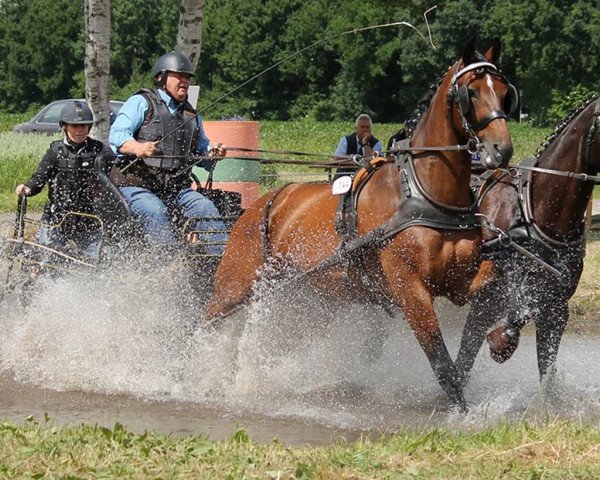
left=484, top=37, right=501, bottom=65
left=462, top=37, right=477, bottom=64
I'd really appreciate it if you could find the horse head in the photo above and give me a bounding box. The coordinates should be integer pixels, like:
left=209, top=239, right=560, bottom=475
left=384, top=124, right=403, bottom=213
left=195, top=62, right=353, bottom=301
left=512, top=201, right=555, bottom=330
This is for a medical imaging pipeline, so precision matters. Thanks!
left=522, top=95, right=600, bottom=239
left=584, top=97, right=600, bottom=173
left=446, top=38, right=516, bottom=169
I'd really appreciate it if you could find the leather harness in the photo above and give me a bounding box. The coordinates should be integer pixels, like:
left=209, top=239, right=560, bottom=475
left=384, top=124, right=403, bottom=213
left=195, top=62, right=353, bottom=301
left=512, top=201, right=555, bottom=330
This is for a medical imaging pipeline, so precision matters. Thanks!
left=256, top=60, right=514, bottom=307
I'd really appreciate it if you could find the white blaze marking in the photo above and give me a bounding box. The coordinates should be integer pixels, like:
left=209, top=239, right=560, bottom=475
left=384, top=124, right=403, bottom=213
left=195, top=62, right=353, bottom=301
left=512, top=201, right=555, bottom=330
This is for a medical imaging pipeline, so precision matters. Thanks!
left=486, top=74, right=499, bottom=104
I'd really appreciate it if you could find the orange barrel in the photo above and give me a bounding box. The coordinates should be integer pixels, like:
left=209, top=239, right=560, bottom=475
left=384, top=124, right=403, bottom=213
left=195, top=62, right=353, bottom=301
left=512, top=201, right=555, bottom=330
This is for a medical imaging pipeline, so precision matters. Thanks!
left=194, top=121, right=260, bottom=209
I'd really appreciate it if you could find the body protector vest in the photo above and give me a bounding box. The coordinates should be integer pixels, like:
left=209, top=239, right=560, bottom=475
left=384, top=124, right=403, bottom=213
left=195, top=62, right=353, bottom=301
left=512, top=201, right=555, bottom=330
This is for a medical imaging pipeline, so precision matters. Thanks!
left=46, top=139, right=105, bottom=218
left=120, top=88, right=200, bottom=198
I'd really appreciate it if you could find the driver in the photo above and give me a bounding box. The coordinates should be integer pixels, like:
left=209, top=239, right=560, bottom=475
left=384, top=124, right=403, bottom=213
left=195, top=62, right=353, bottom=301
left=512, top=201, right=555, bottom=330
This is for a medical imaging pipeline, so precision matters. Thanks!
left=16, top=100, right=115, bottom=257
left=109, top=50, right=227, bottom=252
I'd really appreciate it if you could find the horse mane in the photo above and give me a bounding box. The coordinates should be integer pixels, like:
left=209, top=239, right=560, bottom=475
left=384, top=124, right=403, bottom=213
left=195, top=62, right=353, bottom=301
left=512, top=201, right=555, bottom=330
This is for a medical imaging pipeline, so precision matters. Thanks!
left=534, top=93, right=599, bottom=158
left=403, top=76, right=445, bottom=138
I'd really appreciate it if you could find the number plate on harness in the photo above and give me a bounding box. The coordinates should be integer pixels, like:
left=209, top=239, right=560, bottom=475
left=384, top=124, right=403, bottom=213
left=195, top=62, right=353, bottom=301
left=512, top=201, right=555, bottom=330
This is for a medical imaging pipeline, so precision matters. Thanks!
left=332, top=176, right=352, bottom=195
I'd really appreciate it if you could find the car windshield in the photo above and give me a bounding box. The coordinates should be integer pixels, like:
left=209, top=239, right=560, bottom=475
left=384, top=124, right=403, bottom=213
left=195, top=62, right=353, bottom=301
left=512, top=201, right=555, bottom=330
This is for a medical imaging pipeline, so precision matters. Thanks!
left=38, top=103, right=64, bottom=124
left=110, top=103, right=122, bottom=115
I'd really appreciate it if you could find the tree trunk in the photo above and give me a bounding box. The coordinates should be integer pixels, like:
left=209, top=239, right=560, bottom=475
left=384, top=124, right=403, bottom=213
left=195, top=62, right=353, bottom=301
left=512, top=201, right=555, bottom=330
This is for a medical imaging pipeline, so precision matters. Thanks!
left=84, top=0, right=111, bottom=142
left=176, top=0, right=205, bottom=69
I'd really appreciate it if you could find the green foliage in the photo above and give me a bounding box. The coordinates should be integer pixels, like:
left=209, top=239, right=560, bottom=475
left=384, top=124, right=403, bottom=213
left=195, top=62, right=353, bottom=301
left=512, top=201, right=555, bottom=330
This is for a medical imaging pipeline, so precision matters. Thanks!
left=111, top=0, right=179, bottom=91
left=546, top=85, right=598, bottom=125
left=0, top=0, right=179, bottom=111
left=483, top=0, right=600, bottom=125
left=0, top=0, right=83, bottom=112
left=1, top=0, right=600, bottom=123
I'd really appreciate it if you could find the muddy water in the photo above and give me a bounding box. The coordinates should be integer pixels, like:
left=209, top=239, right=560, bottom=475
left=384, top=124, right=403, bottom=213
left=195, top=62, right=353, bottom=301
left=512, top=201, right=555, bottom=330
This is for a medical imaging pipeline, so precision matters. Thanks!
left=1, top=258, right=599, bottom=445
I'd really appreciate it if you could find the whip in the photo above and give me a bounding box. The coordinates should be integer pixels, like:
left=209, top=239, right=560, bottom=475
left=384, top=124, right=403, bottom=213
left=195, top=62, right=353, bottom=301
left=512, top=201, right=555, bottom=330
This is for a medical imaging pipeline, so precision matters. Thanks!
left=161, top=7, right=437, bottom=143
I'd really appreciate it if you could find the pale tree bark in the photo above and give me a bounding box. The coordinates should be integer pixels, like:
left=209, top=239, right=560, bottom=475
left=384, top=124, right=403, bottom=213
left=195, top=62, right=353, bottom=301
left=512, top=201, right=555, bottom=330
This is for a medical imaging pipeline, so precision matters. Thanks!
left=84, top=0, right=111, bottom=142
left=176, top=0, right=205, bottom=69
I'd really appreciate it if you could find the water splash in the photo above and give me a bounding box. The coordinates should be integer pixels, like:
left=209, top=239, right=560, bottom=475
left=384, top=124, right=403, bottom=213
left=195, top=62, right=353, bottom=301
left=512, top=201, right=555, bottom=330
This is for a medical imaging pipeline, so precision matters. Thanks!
left=1, top=259, right=599, bottom=433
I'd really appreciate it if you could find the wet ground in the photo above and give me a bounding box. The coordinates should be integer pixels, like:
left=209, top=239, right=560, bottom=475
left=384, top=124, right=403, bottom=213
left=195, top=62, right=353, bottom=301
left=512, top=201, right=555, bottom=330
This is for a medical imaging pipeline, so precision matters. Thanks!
left=1, top=213, right=600, bottom=445
left=1, top=259, right=599, bottom=445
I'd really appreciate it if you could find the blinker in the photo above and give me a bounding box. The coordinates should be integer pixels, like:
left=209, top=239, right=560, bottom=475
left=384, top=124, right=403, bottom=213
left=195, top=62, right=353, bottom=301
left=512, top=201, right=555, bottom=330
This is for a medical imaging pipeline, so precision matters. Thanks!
left=504, top=83, right=519, bottom=115
left=457, top=85, right=471, bottom=115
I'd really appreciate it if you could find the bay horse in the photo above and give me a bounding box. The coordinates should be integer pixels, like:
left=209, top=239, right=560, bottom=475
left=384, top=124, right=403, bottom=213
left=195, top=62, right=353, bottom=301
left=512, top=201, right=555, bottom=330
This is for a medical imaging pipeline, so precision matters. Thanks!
left=205, top=39, right=515, bottom=411
left=455, top=95, right=600, bottom=391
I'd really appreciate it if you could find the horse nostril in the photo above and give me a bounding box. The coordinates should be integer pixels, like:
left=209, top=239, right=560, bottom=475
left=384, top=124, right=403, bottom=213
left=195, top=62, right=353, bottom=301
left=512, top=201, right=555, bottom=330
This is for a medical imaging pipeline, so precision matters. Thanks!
left=496, top=142, right=514, bottom=162
left=491, top=142, right=513, bottom=165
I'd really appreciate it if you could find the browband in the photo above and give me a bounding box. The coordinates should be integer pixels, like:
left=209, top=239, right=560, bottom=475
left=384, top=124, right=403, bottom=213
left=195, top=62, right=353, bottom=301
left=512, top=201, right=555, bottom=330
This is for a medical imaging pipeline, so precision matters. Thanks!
left=451, top=61, right=497, bottom=85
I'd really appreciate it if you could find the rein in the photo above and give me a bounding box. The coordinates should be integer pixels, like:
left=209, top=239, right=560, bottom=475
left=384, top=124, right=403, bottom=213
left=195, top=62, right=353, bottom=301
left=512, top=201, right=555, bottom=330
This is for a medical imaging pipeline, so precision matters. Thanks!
left=509, top=164, right=600, bottom=184
left=514, top=98, right=600, bottom=184
left=142, top=142, right=478, bottom=179
left=389, top=142, right=474, bottom=153
left=224, top=146, right=342, bottom=159
left=226, top=142, right=475, bottom=159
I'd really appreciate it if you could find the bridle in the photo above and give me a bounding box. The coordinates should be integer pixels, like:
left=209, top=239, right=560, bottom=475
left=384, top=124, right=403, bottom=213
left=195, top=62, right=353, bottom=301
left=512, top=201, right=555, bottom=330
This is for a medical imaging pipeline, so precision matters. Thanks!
left=389, top=60, right=517, bottom=164
left=582, top=97, right=600, bottom=169
left=477, top=97, right=600, bottom=268
left=447, top=61, right=518, bottom=142
left=511, top=97, right=600, bottom=184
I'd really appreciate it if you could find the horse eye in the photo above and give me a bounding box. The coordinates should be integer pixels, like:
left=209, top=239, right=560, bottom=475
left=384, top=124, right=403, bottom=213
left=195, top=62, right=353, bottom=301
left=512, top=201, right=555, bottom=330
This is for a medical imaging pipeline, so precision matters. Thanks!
left=468, top=88, right=477, bottom=99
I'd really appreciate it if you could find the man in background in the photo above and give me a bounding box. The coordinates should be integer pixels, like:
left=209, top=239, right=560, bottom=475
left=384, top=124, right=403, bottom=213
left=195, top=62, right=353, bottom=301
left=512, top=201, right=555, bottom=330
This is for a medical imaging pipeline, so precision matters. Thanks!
left=333, top=113, right=382, bottom=178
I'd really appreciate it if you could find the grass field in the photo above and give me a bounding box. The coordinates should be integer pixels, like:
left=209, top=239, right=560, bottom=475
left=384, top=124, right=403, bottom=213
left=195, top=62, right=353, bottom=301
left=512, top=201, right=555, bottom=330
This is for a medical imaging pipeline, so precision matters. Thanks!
left=0, top=113, right=553, bottom=212
left=0, top=418, right=598, bottom=478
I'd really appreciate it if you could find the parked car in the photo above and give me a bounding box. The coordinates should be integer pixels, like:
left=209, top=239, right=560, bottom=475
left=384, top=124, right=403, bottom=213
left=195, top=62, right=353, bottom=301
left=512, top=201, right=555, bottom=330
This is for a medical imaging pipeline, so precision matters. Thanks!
left=13, top=99, right=124, bottom=134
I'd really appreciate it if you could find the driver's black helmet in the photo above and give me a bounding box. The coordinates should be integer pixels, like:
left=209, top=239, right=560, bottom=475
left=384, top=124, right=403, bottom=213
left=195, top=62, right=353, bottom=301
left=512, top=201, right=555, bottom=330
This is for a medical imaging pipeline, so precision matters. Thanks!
left=59, top=100, right=94, bottom=126
left=152, top=51, right=195, bottom=80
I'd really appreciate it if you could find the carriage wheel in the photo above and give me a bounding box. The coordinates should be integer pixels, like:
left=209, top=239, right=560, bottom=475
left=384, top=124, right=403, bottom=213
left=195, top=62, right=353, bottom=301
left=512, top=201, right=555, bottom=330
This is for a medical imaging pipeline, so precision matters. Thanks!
left=0, top=256, right=39, bottom=307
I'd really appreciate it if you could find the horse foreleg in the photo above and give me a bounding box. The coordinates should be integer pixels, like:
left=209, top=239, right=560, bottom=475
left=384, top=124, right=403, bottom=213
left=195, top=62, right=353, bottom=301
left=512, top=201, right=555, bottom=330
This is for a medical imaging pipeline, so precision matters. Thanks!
left=536, top=301, right=568, bottom=393
left=455, top=284, right=501, bottom=387
left=397, top=288, right=468, bottom=412
left=485, top=272, right=528, bottom=364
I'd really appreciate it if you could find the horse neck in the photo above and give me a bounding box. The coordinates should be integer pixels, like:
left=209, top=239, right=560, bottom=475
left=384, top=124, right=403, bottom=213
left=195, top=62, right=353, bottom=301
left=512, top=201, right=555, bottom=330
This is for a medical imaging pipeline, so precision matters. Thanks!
left=410, top=85, right=473, bottom=208
left=531, top=104, right=598, bottom=239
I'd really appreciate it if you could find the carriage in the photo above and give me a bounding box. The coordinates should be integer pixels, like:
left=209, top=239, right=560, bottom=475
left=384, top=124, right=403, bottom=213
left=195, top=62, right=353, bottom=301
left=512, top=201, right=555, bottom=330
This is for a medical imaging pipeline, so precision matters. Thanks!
left=0, top=166, right=244, bottom=305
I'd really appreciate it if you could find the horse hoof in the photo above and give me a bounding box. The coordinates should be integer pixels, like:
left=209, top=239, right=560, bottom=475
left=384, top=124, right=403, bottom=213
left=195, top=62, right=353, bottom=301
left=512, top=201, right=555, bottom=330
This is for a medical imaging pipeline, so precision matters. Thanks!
left=487, top=325, right=520, bottom=363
